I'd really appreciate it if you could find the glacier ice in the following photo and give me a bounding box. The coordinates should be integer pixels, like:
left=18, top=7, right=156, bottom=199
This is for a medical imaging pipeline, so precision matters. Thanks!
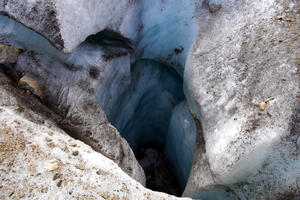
left=101, top=59, right=184, bottom=150
left=0, top=0, right=132, bottom=52
left=164, top=101, right=196, bottom=191
left=120, top=0, right=197, bottom=76
left=1, top=0, right=300, bottom=199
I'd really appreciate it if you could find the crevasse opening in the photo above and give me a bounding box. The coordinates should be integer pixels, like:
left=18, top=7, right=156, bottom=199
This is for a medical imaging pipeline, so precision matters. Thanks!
left=96, top=55, right=197, bottom=196
left=89, top=0, right=199, bottom=195
left=89, top=19, right=198, bottom=195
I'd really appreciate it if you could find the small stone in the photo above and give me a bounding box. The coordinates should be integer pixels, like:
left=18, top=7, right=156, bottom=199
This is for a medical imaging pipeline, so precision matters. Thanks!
left=44, top=159, right=59, bottom=171
left=59, top=143, right=68, bottom=152
left=69, top=144, right=77, bottom=147
left=83, top=186, right=89, bottom=191
left=276, top=15, right=283, bottom=20
left=45, top=137, right=52, bottom=142
left=41, top=187, right=48, bottom=193
left=57, top=180, right=63, bottom=187
left=47, top=142, right=56, bottom=149
left=19, top=75, right=45, bottom=99
left=96, top=169, right=109, bottom=176
left=13, top=120, right=21, bottom=125
left=53, top=173, right=61, bottom=181
left=8, top=191, right=14, bottom=197
left=75, top=165, right=85, bottom=170
left=48, top=132, right=54, bottom=136
left=259, top=102, right=267, bottom=111
left=144, top=193, right=150, bottom=199
left=0, top=44, right=21, bottom=64
left=15, top=106, right=24, bottom=112
left=72, top=151, right=79, bottom=156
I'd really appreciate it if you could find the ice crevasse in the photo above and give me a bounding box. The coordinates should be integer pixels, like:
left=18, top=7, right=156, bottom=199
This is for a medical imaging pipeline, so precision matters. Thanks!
left=0, top=0, right=299, bottom=199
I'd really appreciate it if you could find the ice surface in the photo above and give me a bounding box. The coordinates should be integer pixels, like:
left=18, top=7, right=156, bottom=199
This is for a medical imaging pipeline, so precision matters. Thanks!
left=121, top=0, right=197, bottom=76
left=164, top=101, right=196, bottom=191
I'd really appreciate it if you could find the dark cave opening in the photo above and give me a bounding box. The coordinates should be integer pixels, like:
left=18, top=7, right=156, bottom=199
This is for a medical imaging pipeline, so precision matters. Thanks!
left=136, top=143, right=182, bottom=196
left=97, top=58, right=197, bottom=196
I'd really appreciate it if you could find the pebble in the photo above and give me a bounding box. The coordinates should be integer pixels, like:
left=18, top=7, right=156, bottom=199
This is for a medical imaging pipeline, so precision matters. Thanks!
left=57, top=180, right=63, bottom=187
left=41, top=187, right=48, bottom=193
left=72, top=151, right=79, bottom=156
left=48, top=132, right=54, bottom=136
left=259, top=102, right=267, bottom=111
left=44, top=159, right=59, bottom=171
left=45, top=137, right=52, bottom=142
left=53, top=173, right=62, bottom=181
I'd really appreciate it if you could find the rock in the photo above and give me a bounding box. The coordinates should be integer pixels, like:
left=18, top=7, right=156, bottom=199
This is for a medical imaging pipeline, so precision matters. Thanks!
left=44, top=159, right=59, bottom=171
left=19, top=75, right=45, bottom=99
left=258, top=101, right=267, bottom=111
left=53, top=173, right=62, bottom=181
left=0, top=44, right=21, bottom=64
left=56, top=180, right=62, bottom=187
left=72, top=151, right=79, bottom=156
left=41, top=187, right=48, bottom=193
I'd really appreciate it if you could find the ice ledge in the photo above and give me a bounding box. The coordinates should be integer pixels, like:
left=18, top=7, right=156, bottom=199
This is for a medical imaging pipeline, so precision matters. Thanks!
left=0, top=0, right=132, bottom=53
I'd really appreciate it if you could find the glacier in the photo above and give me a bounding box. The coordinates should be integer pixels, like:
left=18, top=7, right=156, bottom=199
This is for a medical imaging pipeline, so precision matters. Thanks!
left=0, top=0, right=299, bottom=199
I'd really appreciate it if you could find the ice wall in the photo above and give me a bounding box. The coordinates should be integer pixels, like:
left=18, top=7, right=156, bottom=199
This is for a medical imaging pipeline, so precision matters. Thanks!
left=164, top=101, right=196, bottom=191
left=121, top=0, right=197, bottom=76
left=100, top=59, right=185, bottom=151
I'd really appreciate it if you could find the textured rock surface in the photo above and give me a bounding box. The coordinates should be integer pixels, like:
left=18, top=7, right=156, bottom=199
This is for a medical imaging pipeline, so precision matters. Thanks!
left=19, top=75, right=45, bottom=99
left=0, top=73, right=189, bottom=200
left=0, top=44, right=20, bottom=64
left=184, top=0, right=300, bottom=198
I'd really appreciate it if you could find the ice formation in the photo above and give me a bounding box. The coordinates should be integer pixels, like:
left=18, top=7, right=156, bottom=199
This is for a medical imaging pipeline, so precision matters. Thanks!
left=0, top=0, right=299, bottom=199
